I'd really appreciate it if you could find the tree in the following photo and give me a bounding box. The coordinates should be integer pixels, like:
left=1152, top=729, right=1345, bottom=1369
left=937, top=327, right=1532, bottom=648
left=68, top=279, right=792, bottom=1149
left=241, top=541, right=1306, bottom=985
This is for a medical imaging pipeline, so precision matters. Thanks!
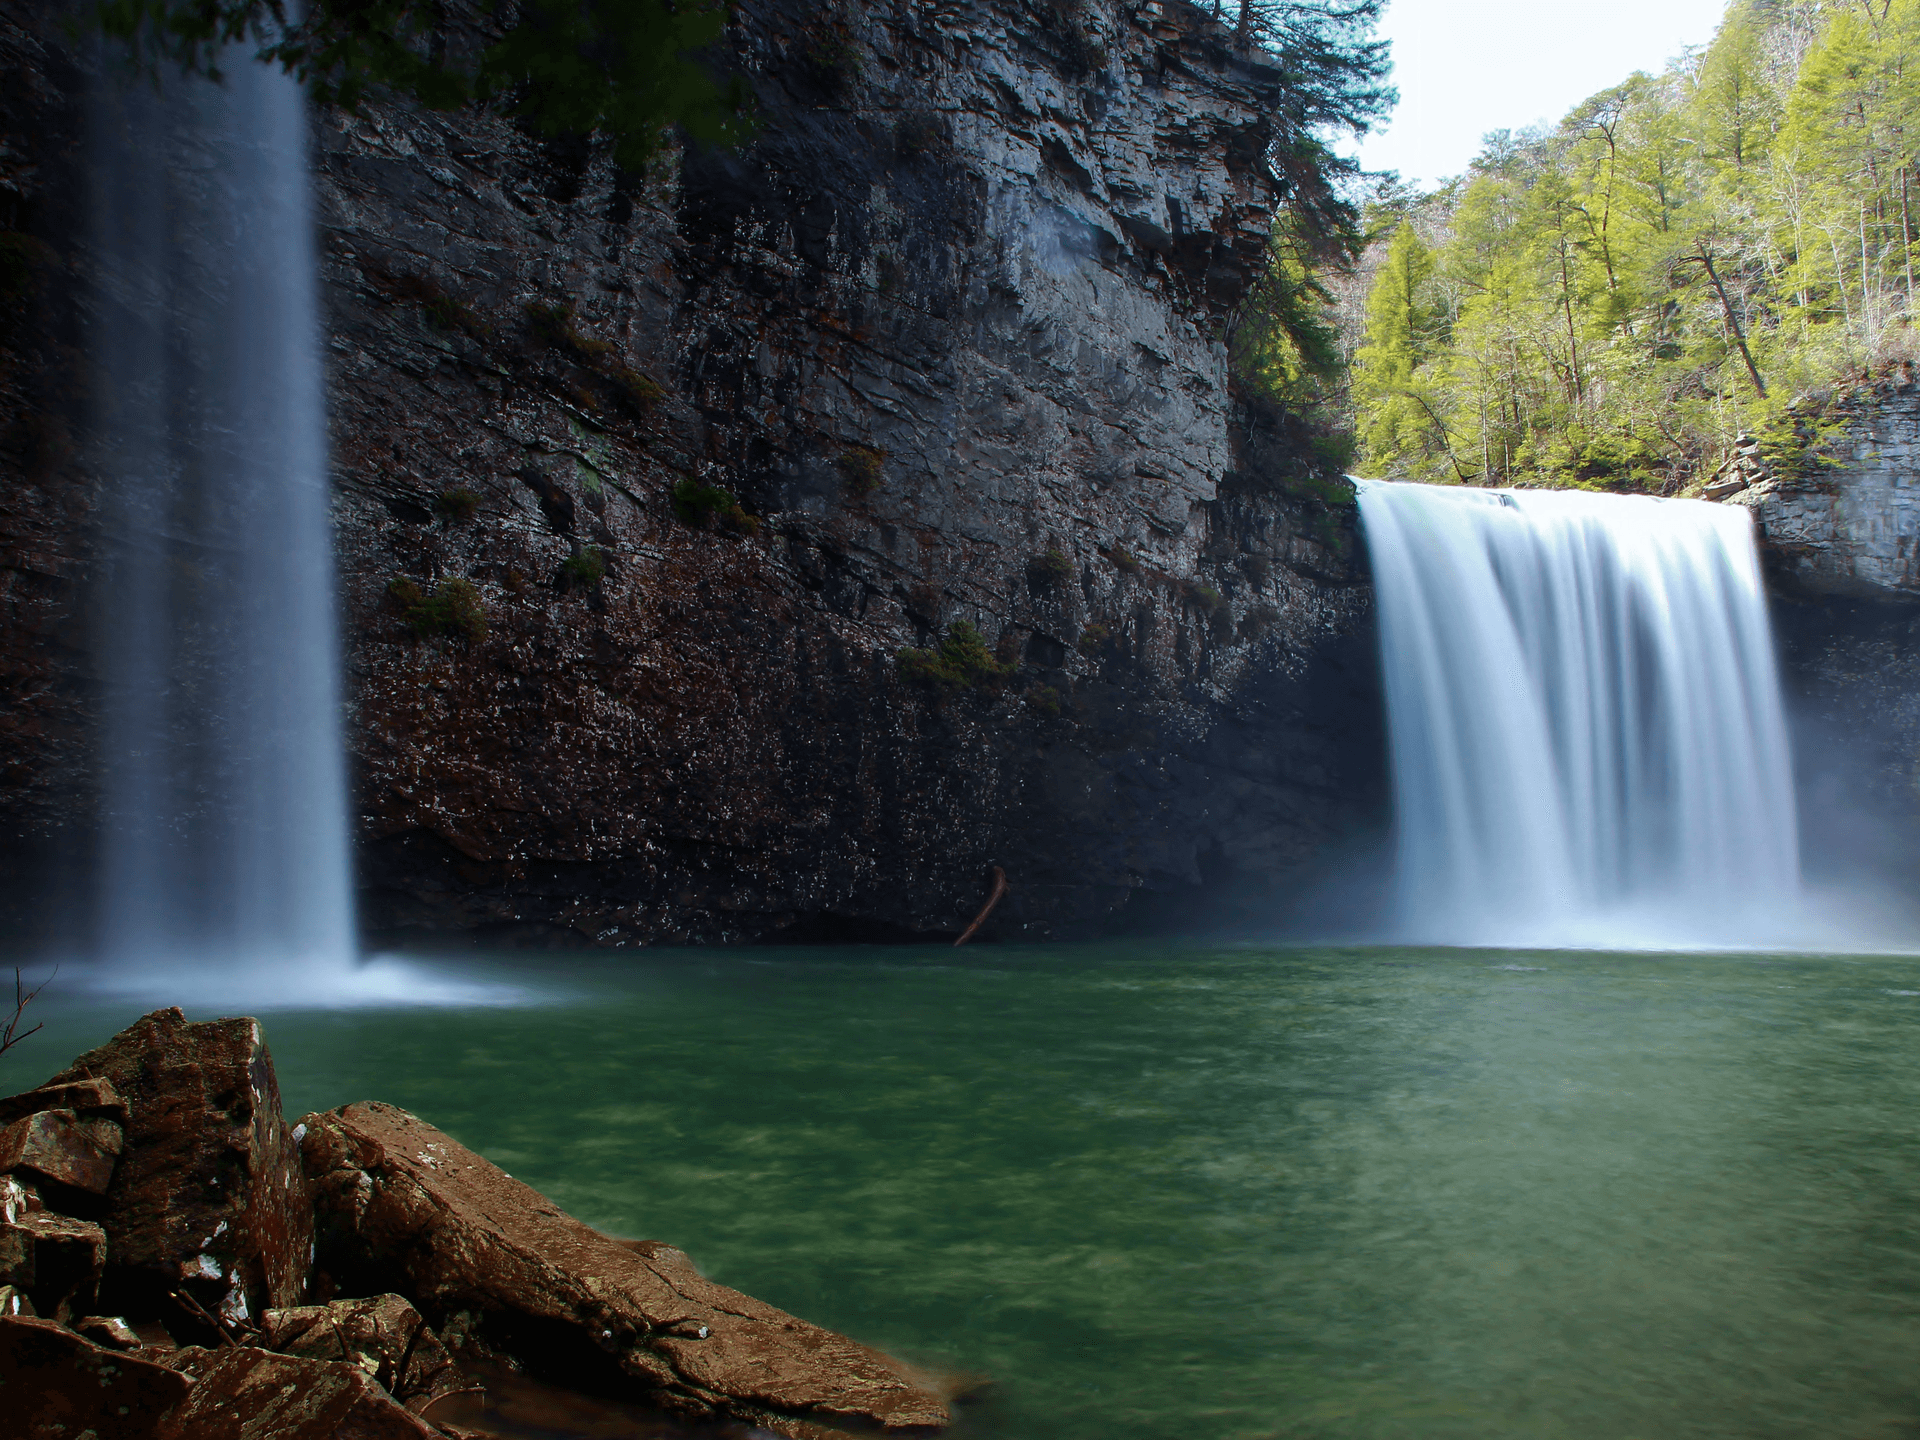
left=1354, top=222, right=1459, bottom=478
left=91, top=0, right=750, bottom=171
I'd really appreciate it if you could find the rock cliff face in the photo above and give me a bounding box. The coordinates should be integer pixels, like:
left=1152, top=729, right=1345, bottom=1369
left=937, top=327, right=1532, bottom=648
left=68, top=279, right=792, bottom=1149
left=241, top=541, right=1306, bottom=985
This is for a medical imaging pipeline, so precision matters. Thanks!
left=1734, top=377, right=1920, bottom=884
left=0, top=0, right=1383, bottom=947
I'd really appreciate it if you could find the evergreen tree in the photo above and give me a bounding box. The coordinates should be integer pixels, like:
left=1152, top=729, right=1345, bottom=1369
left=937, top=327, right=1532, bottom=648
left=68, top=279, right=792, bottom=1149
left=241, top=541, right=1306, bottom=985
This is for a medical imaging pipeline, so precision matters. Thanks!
left=1354, top=223, right=1457, bottom=476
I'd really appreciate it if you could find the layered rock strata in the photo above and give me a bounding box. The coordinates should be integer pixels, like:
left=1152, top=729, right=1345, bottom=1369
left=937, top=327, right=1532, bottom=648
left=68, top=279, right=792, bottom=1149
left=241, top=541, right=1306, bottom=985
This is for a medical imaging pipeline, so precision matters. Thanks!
left=0, top=0, right=1381, bottom=948
left=1730, top=373, right=1920, bottom=886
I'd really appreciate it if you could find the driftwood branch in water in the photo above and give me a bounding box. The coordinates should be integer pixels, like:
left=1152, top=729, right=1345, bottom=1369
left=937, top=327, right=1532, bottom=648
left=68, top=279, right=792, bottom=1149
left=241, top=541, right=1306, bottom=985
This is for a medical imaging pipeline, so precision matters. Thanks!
left=954, top=866, right=1008, bottom=947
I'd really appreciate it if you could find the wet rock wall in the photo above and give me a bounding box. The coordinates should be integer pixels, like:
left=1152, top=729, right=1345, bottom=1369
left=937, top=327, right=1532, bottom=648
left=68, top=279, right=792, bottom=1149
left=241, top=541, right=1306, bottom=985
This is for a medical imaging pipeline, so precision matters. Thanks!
left=0, top=0, right=1384, bottom=948
left=1737, top=378, right=1920, bottom=886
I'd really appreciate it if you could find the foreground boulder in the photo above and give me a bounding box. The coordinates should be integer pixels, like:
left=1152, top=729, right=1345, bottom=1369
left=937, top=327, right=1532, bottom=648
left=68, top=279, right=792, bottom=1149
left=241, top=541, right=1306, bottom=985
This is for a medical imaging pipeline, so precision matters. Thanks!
left=261, top=1292, right=473, bottom=1413
left=0, top=1210, right=106, bottom=1321
left=161, top=1345, right=443, bottom=1439
left=299, top=1101, right=950, bottom=1438
left=36, top=1008, right=311, bottom=1328
left=0, top=1106, right=121, bottom=1194
left=0, top=1314, right=190, bottom=1438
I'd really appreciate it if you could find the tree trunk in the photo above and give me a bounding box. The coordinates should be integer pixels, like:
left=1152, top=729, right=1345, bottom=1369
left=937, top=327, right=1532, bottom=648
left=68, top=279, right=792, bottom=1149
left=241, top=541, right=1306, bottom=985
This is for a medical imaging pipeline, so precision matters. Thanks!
left=1699, top=247, right=1768, bottom=399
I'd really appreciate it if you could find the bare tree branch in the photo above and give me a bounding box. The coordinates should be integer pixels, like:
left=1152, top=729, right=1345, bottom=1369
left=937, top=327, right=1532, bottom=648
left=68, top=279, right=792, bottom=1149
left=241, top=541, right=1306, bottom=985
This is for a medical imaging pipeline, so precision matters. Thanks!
left=0, top=962, right=57, bottom=1059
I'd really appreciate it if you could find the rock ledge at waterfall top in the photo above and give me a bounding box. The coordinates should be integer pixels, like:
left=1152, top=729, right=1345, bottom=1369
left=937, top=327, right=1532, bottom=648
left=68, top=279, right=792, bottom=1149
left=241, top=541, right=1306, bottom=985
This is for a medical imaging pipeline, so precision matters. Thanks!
left=1731, top=374, right=1920, bottom=601
left=0, top=1008, right=953, bottom=1439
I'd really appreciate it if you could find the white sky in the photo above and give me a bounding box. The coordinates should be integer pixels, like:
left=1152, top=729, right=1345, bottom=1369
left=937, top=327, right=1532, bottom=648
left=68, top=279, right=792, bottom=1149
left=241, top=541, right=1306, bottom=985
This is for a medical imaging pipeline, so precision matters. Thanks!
left=1341, top=0, right=1735, bottom=188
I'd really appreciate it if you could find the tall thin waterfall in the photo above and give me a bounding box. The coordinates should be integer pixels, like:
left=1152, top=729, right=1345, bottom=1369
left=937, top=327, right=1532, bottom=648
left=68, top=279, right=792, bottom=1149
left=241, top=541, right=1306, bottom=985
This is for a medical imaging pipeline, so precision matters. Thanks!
left=87, top=52, right=355, bottom=981
left=1356, top=480, right=1801, bottom=948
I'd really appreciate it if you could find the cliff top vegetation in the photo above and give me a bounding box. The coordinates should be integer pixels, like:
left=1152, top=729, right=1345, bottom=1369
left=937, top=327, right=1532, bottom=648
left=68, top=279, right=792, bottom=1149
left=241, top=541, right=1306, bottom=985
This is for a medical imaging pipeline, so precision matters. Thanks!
left=1345, top=0, right=1920, bottom=493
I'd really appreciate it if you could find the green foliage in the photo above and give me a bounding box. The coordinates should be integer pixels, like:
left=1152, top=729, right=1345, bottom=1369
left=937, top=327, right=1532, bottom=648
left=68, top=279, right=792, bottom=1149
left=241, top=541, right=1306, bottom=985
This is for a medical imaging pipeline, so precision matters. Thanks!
left=1237, top=211, right=1348, bottom=408
left=897, top=621, right=1014, bottom=694
left=670, top=476, right=758, bottom=533
left=611, top=365, right=665, bottom=410
left=1184, top=582, right=1225, bottom=614
left=1076, top=622, right=1110, bottom=656
left=481, top=0, right=750, bottom=171
left=1107, top=546, right=1141, bottom=574
left=561, top=545, right=607, bottom=587
left=389, top=272, right=491, bottom=340
left=526, top=300, right=612, bottom=360
left=1025, top=683, right=1063, bottom=717
left=90, top=0, right=750, bottom=174
left=389, top=575, right=487, bottom=643
left=525, top=301, right=666, bottom=415
left=1027, top=548, right=1075, bottom=589
left=837, top=445, right=887, bottom=494
left=1352, top=0, right=1920, bottom=490
left=434, top=486, right=481, bottom=523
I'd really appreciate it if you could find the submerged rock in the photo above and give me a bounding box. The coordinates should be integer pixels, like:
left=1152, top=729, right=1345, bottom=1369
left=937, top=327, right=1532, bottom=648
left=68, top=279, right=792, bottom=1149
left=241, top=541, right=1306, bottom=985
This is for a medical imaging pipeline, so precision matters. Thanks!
left=299, top=1100, right=950, bottom=1437
left=33, top=1007, right=312, bottom=1327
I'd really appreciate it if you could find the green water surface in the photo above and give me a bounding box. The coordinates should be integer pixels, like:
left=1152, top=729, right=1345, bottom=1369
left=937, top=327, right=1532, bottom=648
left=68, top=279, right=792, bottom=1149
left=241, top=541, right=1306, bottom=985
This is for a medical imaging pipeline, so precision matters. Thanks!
left=8, top=943, right=1920, bottom=1440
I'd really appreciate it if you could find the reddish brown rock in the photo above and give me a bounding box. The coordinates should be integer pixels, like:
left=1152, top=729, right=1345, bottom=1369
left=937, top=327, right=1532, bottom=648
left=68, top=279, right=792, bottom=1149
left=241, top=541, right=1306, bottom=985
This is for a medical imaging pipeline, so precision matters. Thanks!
left=0, top=1077, right=129, bottom=1129
left=262, top=1292, right=474, bottom=1413
left=1, top=1211, right=106, bottom=1321
left=0, top=1108, right=120, bottom=1193
left=0, top=1313, right=191, bottom=1438
left=299, top=1102, right=949, bottom=1438
left=34, top=1007, right=311, bottom=1327
left=156, top=1345, right=441, bottom=1439
left=75, top=1313, right=141, bottom=1349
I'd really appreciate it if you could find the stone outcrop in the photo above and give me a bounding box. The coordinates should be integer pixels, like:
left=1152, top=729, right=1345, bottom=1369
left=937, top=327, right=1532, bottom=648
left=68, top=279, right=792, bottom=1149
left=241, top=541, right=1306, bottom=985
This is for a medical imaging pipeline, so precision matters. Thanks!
left=1724, top=372, right=1920, bottom=889
left=261, top=1293, right=474, bottom=1414
left=0, top=1107, right=121, bottom=1194
left=0, top=1314, right=192, bottom=1438
left=0, top=1011, right=955, bottom=1438
left=162, top=1346, right=445, bottom=1439
left=37, top=1007, right=313, bottom=1328
left=299, top=1100, right=950, bottom=1436
left=1, top=1209, right=105, bottom=1321
left=1731, top=374, right=1920, bottom=599
left=0, top=0, right=1383, bottom=949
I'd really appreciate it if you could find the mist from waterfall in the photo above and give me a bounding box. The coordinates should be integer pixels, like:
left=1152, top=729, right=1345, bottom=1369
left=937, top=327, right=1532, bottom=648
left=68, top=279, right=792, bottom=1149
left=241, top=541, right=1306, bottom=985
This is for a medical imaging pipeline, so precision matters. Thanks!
left=1356, top=480, right=1803, bottom=949
left=86, top=51, right=355, bottom=990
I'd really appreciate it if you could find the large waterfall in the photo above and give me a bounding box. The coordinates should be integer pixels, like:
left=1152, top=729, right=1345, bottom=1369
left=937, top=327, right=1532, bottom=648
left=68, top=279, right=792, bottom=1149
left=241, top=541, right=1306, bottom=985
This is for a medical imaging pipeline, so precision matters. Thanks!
left=1356, top=480, right=1801, bottom=948
left=87, top=53, right=355, bottom=985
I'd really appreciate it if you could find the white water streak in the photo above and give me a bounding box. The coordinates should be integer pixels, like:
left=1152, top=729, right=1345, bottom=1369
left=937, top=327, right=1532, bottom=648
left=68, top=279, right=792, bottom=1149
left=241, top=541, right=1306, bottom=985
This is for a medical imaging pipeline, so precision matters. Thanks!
left=1357, top=480, right=1801, bottom=948
left=88, top=53, right=354, bottom=979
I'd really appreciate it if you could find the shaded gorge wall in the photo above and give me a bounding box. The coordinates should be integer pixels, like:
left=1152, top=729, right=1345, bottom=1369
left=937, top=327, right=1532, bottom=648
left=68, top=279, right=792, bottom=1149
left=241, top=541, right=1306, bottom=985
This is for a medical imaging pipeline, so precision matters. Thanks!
left=0, top=0, right=1387, bottom=949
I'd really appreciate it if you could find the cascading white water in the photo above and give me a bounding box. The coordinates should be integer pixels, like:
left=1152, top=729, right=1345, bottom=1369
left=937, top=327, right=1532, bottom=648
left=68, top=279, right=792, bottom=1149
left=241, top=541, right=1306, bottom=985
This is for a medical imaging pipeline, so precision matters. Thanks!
left=87, top=51, right=355, bottom=982
left=1356, top=480, right=1801, bottom=948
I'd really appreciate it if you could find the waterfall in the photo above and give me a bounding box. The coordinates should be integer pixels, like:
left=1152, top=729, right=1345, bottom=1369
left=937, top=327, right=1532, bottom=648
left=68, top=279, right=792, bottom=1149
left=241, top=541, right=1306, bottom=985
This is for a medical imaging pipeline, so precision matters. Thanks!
left=87, top=51, right=355, bottom=983
left=1356, top=480, right=1801, bottom=948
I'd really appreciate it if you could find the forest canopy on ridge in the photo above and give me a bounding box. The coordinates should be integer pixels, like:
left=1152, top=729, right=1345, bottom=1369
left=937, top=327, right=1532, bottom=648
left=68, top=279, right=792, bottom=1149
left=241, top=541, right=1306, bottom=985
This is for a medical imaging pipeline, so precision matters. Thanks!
left=1345, top=0, right=1920, bottom=492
